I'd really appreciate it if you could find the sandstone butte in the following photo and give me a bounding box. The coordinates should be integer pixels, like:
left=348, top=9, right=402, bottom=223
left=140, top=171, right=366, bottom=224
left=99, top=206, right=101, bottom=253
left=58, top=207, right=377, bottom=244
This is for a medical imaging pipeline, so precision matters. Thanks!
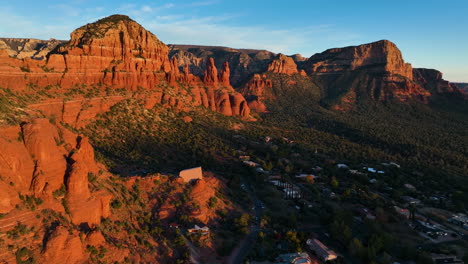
left=304, top=39, right=432, bottom=104
left=0, top=14, right=251, bottom=125
left=240, top=39, right=465, bottom=111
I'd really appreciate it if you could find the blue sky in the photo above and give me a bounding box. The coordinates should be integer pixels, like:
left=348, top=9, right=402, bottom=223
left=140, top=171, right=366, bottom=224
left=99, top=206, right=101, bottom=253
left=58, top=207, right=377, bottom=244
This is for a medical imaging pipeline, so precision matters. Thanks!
left=0, top=0, right=467, bottom=81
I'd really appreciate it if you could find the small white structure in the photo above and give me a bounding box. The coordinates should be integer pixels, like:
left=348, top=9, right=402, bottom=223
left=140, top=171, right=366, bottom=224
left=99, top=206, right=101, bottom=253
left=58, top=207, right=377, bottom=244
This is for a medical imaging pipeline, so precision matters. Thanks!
left=337, top=164, right=349, bottom=169
left=307, top=238, right=338, bottom=261
left=243, top=161, right=260, bottom=167
left=394, top=206, right=410, bottom=219
left=295, top=174, right=318, bottom=179
left=179, top=167, right=203, bottom=183
left=404, top=184, right=416, bottom=191
left=188, top=225, right=210, bottom=235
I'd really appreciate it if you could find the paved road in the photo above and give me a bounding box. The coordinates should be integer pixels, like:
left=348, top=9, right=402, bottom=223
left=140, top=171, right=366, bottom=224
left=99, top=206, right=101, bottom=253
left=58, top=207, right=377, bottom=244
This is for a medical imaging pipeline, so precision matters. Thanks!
left=227, top=180, right=263, bottom=264
left=182, top=234, right=201, bottom=264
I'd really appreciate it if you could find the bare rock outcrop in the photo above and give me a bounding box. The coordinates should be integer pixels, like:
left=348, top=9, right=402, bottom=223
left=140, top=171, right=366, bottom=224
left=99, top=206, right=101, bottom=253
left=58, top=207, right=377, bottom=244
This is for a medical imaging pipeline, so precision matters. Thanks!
left=305, top=40, right=413, bottom=78
left=22, top=118, right=67, bottom=196
left=304, top=40, right=432, bottom=106
left=267, top=54, right=299, bottom=75
left=42, top=226, right=86, bottom=264
left=219, top=61, right=231, bottom=87
left=66, top=136, right=110, bottom=226
left=203, top=58, right=219, bottom=86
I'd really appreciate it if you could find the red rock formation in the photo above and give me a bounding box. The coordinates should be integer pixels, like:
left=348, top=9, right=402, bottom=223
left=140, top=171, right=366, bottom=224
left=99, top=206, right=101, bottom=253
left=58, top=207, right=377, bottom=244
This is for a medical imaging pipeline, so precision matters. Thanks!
left=203, top=58, right=218, bottom=86
left=219, top=61, right=231, bottom=87
left=230, top=93, right=250, bottom=116
left=305, top=40, right=413, bottom=79
left=182, top=64, right=198, bottom=84
left=66, top=136, right=110, bottom=226
left=167, top=57, right=180, bottom=86
left=22, top=118, right=67, bottom=197
left=240, top=74, right=273, bottom=99
left=86, top=231, right=106, bottom=247
left=0, top=15, right=251, bottom=118
left=414, top=68, right=466, bottom=97
left=189, top=178, right=219, bottom=224
left=239, top=74, right=273, bottom=113
left=41, top=226, right=86, bottom=264
left=0, top=15, right=171, bottom=91
left=304, top=40, right=431, bottom=105
left=267, top=54, right=299, bottom=75
left=0, top=119, right=110, bottom=224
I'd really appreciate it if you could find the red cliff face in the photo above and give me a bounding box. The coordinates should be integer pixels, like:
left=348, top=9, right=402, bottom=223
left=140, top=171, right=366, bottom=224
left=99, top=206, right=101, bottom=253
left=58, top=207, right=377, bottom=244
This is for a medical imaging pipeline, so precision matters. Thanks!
left=239, top=74, right=273, bottom=113
left=267, top=54, right=299, bottom=75
left=219, top=61, right=231, bottom=87
left=22, top=119, right=68, bottom=197
left=413, top=68, right=466, bottom=97
left=200, top=58, right=251, bottom=117
left=306, top=40, right=413, bottom=79
left=0, top=119, right=110, bottom=223
left=203, top=57, right=219, bottom=86
left=304, top=40, right=431, bottom=107
left=0, top=15, right=251, bottom=119
left=41, top=226, right=86, bottom=264
left=0, top=15, right=171, bottom=91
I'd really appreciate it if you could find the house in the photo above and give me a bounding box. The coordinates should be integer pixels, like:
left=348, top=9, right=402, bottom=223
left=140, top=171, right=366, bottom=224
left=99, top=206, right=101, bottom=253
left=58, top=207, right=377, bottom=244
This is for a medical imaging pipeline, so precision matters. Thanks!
left=239, top=155, right=250, bottom=161
left=449, top=214, right=468, bottom=229
left=275, top=252, right=312, bottom=264
left=312, top=166, right=323, bottom=172
left=268, top=175, right=282, bottom=181
left=306, top=238, right=338, bottom=261
left=169, top=223, right=179, bottom=229
left=243, top=160, right=260, bottom=167
left=283, top=188, right=301, bottom=199
left=356, top=208, right=376, bottom=220
left=431, top=254, right=464, bottom=264
left=337, top=163, right=349, bottom=169
left=393, top=206, right=410, bottom=219
left=401, top=196, right=421, bottom=206
left=369, top=178, right=377, bottom=184
left=179, top=167, right=203, bottom=183
left=187, top=225, right=210, bottom=235
left=281, top=137, right=295, bottom=144
left=350, top=170, right=367, bottom=176
left=256, top=167, right=270, bottom=174
left=296, top=174, right=318, bottom=179
left=367, top=167, right=377, bottom=173
left=404, top=184, right=416, bottom=191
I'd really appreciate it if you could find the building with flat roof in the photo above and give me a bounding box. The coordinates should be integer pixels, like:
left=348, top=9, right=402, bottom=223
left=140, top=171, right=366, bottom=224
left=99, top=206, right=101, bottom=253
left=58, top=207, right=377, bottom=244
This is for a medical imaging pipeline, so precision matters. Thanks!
left=179, top=167, right=203, bottom=183
left=431, top=254, right=464, bottom=264
left=275, top=252, right=312, bottom=264
left=306, top=238, right=338, bottom=262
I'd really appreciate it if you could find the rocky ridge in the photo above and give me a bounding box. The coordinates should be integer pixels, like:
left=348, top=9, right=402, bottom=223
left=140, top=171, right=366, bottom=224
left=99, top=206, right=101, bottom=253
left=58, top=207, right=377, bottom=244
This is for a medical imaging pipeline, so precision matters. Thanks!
left=0, top=15, right=250, bottom=119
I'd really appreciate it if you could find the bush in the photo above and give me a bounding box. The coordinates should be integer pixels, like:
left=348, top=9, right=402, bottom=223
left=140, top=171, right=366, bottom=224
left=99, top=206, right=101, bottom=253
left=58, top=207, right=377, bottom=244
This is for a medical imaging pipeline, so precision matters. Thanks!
left=110, top=199, right=122, bottom=209
left=53, top=185, right=66, bottom=198
left=16, top=247, right=35, bottom=264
